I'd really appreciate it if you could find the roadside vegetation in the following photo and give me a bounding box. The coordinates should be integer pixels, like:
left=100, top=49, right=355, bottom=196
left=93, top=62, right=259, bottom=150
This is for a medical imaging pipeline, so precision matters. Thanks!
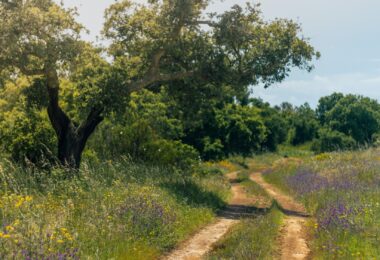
left=262, top=149, right=380, bottom=259
left=0, top=158, right=230, bottom=259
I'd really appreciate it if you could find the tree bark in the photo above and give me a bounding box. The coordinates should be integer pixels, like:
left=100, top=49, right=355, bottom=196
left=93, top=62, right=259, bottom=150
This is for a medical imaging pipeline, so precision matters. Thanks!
left=45, top=68, right=103, bottom=169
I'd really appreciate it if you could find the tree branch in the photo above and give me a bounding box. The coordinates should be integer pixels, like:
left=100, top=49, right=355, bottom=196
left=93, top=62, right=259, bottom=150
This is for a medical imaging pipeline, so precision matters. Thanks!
left=124, top=9, right=200, bottom=93
left=128, top=70, right=195, bottom=92
left=186, top=20, right=217, bottom=27
left=77, top=106, right=104, bottom=142
left=18, top=66, right=45, bottom=76
left=9, top=59, right=44, bottom=76
left=146, top=48, right=165, bottom=78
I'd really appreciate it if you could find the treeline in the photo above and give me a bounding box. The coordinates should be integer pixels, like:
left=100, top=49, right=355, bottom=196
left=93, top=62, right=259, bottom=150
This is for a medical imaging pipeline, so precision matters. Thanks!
left=1, top=73, right=379, bottom=168
left=0, top=78, right=282, bottom=166
left=276, top=92, right=380, bottom=153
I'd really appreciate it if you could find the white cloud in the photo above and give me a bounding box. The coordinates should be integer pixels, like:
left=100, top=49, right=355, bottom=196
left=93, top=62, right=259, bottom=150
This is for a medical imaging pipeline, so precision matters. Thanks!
left=254, top=72, right=380, bottom=107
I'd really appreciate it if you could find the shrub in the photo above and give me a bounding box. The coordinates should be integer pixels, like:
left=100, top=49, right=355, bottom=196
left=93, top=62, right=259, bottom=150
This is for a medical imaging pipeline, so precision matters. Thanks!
left=144, top=139, right=200, bottom=170
left=215, top=104, right=266, bottom=157
left=311, top=128, right=356, bottom=153
left=0, top=110, right=56, bottom=165
left=202, top=137, right=225, bottom=161
left=0, top=79, right=56, bottom=165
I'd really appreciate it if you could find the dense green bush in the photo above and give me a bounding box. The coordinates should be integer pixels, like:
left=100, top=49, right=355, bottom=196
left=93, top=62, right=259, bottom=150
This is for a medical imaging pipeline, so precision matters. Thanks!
left=0, top=79, right=56, bottom=165
left=143, top=139, right=199, bottom=170
left=201, top=137, right=225, bottom=161
left=215, top=104, right=267, bottom=157
left=311, top=128, right=356, bottom=153
left=86, top=90, right=199, bottom=168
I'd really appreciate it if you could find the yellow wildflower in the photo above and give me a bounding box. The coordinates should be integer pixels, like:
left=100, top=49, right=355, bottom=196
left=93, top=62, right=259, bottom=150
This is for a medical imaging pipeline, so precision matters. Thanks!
left=1, top=233, right=11, bottom=239
left=15, top=199, right=24, bottom=208
left=5, top=226, right=14, bottom=232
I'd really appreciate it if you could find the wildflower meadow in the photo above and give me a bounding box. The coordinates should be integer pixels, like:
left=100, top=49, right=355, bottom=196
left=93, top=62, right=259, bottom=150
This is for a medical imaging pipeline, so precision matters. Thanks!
left=0, top=159, right=230, bottom=259
left=263, top=149, right=380, bottom=259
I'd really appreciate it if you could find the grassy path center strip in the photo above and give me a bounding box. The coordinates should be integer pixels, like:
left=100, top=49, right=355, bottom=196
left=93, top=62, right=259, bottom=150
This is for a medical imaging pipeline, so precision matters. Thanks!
left=250, top=172, right=311, bottom=260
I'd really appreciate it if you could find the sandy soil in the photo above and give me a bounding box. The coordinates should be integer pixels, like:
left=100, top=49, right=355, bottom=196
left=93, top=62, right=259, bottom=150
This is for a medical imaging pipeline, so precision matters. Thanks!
left=165, top=218, right=238, bottom=260
left=280, top=216, right=310, bottom=260
left=250, top=172, right=311, bottom=260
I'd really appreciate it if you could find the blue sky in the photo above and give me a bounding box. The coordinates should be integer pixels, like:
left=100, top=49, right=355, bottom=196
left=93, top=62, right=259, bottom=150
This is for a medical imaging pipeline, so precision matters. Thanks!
left=61, top=0, right=380, bottom=107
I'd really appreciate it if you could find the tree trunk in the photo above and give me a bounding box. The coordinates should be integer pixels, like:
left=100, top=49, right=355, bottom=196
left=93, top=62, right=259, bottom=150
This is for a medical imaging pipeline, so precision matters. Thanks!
left=45, top=68, right=103, bottom=169
left=57, top=124, right=85, bottom=169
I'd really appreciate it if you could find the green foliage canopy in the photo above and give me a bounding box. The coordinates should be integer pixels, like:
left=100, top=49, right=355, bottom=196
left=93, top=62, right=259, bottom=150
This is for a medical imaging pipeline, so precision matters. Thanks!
left=0, top=0, right=319, bottom=167
left=322, top=94, right=380, bottom=144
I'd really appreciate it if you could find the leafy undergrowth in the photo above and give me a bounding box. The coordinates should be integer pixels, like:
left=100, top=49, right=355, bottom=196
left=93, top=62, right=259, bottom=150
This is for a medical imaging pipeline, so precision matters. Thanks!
left=207, top=207, right=283, bottom=260
left=0, top=158, right=230, bottom=259
left=263, top=148, right=380, bottom=259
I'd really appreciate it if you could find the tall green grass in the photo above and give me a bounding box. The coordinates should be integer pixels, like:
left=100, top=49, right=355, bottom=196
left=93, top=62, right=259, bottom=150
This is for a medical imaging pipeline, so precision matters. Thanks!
left=0, top=158, right=230, bottom=259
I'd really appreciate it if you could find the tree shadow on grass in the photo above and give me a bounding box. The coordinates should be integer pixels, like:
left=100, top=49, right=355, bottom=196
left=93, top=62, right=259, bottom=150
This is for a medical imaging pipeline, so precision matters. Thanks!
left=218, top=204, right=271, bottom=220
left=160, top=180, right=226, bottom=211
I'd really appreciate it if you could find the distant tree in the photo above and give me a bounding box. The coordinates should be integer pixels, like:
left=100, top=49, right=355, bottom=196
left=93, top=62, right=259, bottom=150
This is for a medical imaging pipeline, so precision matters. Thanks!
left=316, top=92, right=344, bottom=124
left=261, top=108, right=289, bottom=151
left=324, top=95, right=380, bottom=144
left=249, top=98, right=289, bottom=151
left=289, top=103, right=319, bottom=145
left=0, top=0, right=318, bottom=168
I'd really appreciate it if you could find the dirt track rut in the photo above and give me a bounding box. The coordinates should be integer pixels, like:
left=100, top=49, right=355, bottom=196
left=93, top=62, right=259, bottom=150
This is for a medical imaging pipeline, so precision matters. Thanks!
left=250, top=172, right=311, bottom=260
left=164, top=172, right=266, bottom=260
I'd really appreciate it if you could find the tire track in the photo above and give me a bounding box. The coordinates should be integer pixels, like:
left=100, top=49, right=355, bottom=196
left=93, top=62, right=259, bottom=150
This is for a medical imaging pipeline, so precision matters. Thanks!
left=250, top=172, right=311, bottom=260
left=164, top=172, right=269, bottom=260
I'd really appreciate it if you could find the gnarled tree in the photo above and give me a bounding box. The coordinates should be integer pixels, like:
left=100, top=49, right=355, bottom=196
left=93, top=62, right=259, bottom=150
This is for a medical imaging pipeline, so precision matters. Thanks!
left=0, top=0, right=319, bottom=169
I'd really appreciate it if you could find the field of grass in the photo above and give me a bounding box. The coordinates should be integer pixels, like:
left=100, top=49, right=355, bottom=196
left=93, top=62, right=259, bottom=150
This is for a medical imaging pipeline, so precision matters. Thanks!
left=262, top=149, right=380, bottom=259
left=0, top=158, right=230, bottom=259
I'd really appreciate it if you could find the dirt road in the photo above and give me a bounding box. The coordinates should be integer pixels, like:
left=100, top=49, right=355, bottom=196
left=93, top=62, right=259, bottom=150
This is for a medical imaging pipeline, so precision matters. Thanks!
left=165, top=171, right=311, bottom=260
left=164, top=172, right=267, bottom=260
